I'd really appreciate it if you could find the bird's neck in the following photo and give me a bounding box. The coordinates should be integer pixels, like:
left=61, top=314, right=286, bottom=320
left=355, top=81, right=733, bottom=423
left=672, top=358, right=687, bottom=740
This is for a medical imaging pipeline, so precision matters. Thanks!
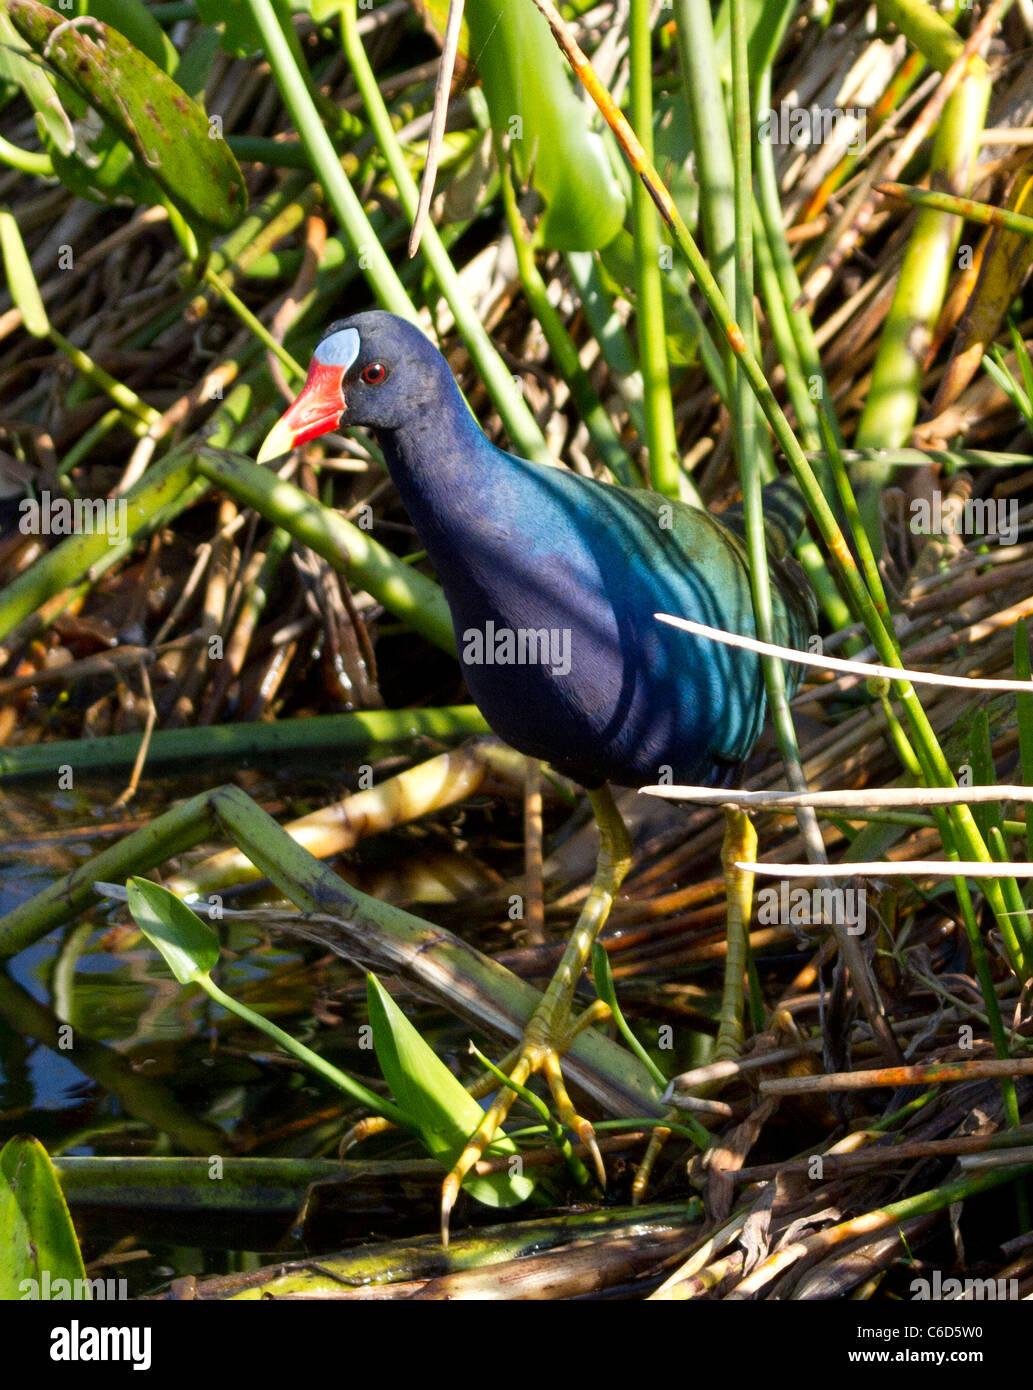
left=377, top=382, right=517, bottom=574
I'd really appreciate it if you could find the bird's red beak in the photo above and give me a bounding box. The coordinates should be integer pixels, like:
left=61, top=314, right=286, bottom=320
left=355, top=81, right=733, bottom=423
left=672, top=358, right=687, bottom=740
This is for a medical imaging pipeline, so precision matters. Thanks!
left=256, top=358, right=347, bottom=463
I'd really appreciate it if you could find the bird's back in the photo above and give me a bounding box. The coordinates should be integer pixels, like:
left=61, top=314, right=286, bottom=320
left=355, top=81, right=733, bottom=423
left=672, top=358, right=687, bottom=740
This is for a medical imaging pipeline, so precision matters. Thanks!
left=400, top=443, right=814, bottom=789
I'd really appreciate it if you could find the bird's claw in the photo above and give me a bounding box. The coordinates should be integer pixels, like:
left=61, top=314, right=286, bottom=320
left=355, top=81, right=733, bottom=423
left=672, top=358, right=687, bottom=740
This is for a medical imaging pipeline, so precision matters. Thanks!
left=440, top=1020, right=605, bottom=1247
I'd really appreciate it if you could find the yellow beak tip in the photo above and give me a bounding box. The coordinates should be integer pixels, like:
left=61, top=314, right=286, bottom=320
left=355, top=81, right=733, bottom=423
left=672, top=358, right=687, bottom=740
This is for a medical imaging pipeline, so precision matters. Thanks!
left=256, top=416, right=295, bottom=465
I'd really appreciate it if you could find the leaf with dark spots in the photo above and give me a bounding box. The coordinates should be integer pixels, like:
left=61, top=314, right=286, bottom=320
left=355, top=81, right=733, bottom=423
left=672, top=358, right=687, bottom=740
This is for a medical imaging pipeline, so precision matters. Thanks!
left=6, top=0, right=245, bottom=232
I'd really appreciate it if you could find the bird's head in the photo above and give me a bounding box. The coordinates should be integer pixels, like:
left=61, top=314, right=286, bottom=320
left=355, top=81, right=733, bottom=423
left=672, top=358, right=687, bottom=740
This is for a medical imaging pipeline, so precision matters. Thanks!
left=257, top=311, right=448, bottom=462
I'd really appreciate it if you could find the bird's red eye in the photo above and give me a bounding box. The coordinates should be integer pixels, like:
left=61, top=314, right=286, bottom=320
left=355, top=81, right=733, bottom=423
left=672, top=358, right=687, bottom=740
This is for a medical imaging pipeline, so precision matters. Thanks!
left=361, top=362, right=387, bottom=385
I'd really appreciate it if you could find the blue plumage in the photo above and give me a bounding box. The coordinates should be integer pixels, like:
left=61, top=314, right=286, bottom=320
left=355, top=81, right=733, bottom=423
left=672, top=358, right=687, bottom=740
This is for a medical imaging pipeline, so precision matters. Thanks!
left=264, top=311, right=815, bottom=788
left=258, top=310, right=821, bottom=1216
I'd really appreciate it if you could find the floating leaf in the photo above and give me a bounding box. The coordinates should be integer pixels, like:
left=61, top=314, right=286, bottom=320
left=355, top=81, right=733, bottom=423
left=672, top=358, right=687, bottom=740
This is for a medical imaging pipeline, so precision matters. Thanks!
left=7, top=0, right=245, bottom=231
left=366, top=973, right=535, bottom=1208
left=0, top=1136, right=87, bottom=1300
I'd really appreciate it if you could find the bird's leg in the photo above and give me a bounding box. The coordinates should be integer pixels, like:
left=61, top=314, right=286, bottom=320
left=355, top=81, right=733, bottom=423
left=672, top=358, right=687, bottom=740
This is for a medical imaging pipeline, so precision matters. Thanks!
left=441, top=784, right=632, bottom=1244
left=631, top=807, right=755, bottom=1203
left=714, top=807, right=757, bottom=1062
left=341, top=1016, right=613, bottom=1158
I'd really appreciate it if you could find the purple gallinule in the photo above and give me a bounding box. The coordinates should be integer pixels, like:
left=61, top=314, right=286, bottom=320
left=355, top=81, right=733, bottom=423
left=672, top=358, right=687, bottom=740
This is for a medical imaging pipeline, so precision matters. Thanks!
left=258, top=310, right=815, bottom=1233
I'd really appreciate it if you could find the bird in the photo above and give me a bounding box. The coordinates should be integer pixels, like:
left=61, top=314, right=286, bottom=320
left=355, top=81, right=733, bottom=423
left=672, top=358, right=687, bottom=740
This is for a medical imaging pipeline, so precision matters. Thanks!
left=258, top=309, right=816, bottom=1235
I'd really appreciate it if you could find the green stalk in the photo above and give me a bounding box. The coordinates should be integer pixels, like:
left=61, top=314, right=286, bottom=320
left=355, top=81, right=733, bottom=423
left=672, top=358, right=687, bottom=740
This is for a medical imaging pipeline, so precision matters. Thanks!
left=726, top=0, right=804, bottom=820
left=0, top=449, right=200, bottom=643
left=0, top=708, right=489, bottom=781
left=673, top=0, right=736, bottom=313
left=875, top=0, right=966, bottom=71
left=751, top=199, right=847, bottom=627
left=530, top=0, right=1033, bottom=972
left=243, top=0, right=414, bottom=317
left=880, top=181, right=1033, bottom=239
left=498, top=157, right=636, bottom=486
left=0, top=133, right=53, bottom=175
left=201, top=976, right=408, bottom=1125
left=50, top=327, right=161, bottom=428
left=752, top=66, right=852, bottom=632
left=195, top=449, right=455, bottom=652
left=752, top=216, right=817, bottom=452
left=55, top=1156, right=432, bottom=1215
left=335, top=0, right=553, bottom=465
left=566, top=250, right=648, bottom=444
left=854, top=69, right=991, bottom=537
left=630, top=0, right=680, bottom=495
left=56, top=408, right=122, bottom=478
left=202, top=267, right=304, bottom=380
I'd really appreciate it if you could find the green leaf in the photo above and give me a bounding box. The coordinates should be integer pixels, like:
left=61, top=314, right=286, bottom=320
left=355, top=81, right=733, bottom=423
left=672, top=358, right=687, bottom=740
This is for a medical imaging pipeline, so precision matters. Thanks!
left=0, top=208, right=49, bottom=336
left=0, top=1136, right=87, bottom=1300
left=0, top=4, right=145, bottom=199
left=984, top=346, right=1033, bottom=428
left=464, top=0, right=625, bottom=250
left=195, top=0, right=265, bottom=57
left=591, top=943, right=667, bottom=1089
left=83, top=0, right=178, bottom=74
left=1009, top=317, right=1033, bottom=417
left=196, top=0, right=308, bottom=58
left=126, top=876, right=220, bottom=985
left=172, top=24, right=222, bottom=102
left=366, top=974, right=535, bottom=1209
left=0, top=7, right=75, bottom=155
left=653, top=92, right=698, bottom=238
left=49, top=117, right=162, bottom=208
left=7, top=0, right=246, bottom=231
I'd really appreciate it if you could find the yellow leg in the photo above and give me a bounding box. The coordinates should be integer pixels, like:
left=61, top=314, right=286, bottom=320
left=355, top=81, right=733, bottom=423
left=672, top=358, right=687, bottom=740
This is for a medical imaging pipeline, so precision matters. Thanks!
left=440, top=784, right=632, bottom=1245
left=632, top=807, right=757, bottom=1204
left=714, top=806, right=757, bottom=1063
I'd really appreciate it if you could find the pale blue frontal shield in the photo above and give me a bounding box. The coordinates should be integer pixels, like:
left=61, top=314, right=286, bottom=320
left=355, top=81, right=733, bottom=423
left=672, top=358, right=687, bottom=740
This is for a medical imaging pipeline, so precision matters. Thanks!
left=317, top=325, right=361, bottom=369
